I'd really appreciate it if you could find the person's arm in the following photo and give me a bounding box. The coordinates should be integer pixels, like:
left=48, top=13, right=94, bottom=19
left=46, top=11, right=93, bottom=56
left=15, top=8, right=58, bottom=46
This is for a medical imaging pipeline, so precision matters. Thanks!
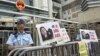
left=6, top=34, right=31, bottom=50
left=28, top=34, right=34, bottom=45
left=6, top=34, right=15, bottom=50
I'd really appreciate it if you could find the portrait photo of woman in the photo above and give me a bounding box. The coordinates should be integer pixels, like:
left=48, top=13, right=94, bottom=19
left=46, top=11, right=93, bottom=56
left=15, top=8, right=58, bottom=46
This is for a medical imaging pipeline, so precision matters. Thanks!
left=40, top=27, right=53, bottom=41
left=81, top=31, right=90, bottom=39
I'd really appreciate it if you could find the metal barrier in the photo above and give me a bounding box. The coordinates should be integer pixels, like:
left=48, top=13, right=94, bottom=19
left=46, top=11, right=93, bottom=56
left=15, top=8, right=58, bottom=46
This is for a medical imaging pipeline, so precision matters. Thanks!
left=8, top=41, right=79, bottom=56
left=90, top=40, right=100, bottom=56
left=8, top=40, right=100, bottom=56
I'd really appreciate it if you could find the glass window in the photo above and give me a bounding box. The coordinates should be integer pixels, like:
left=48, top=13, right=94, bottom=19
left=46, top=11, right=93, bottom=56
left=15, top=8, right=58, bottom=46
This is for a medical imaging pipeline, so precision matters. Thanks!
left=0, top=31, right=3, bottom=38
left=71, top=7, right=76, bottom=12
left=64, top=11, right=66, bottom=14
left=64, top=18, right=67, bottom=20
left=52, top=0, right=61, bottom=3
left=68, top=17, right=71, bottom=19
left=72, top=13, right=78, bottom=18
left=64, top=0, right=68, bottom=1
left=8, top=0, right=33, bottom=6
left=67, top=9, right=70, bottom=15
left=76, top=5, right=81, bottom=10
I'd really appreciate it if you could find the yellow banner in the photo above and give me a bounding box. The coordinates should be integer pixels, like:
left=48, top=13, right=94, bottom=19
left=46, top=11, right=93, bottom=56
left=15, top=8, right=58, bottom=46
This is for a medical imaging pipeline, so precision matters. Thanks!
left=78, top=42, right=88, bottom=56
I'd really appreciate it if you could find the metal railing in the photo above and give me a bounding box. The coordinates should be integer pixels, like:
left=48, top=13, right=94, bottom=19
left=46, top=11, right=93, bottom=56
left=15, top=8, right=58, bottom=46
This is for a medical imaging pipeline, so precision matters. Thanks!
left=7, top=40, right=100, bottom=56
left=8, top=41, right=79, bottom=56
left=90, top=40, right=100, bottom=56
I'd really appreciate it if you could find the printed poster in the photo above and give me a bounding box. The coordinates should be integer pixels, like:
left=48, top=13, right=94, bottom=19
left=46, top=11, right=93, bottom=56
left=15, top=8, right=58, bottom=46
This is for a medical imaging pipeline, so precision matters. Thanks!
left=57, top=28, right=70, bottom=44
left=36, top=22, right=62, bottom=45
left=80, top=29, right=98, bottom=42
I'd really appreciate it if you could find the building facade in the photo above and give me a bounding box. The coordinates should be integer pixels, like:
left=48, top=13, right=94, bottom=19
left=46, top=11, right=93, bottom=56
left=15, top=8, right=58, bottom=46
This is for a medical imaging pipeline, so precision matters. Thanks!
left=62, top=0, right=81, bottom=21
left=0, top=0, right=60, bottom=56
left=78, top=0, right=100, bottom=37
left=78, top=0, right=100, bottom=24
left=52, top=0, right=62, bottom=19
left=0, top=0, right=50, bottom=17
left=61, top=0, right=100, bottom=37
left=61, top=0, right=100, bottom=24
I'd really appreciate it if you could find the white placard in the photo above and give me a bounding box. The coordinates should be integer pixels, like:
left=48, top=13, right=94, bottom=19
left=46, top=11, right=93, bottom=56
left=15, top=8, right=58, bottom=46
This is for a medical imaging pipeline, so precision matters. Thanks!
left=57, top=28, right=70, bottom=44
left=36, top=22, right=61, bottom=45
left=80, top=29, right=98, bottom=42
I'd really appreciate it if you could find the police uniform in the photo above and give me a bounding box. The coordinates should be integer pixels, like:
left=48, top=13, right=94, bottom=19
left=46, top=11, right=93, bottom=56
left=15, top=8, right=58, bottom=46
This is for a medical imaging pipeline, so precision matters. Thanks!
left=6, top=19, right=33, bottom=46
left=6, top=31, right=33, bottom=46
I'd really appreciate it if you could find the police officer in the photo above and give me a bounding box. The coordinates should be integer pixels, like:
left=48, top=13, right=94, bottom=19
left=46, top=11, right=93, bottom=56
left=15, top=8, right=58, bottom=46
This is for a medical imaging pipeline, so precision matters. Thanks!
left=6, top=19, right=33, bottom=50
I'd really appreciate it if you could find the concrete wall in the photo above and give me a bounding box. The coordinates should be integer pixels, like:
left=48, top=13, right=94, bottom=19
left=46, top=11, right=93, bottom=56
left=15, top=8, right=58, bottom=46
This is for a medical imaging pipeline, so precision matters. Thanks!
left=62, top=6, right=80, bottom=21
left=34, top=0, right=48, bottom=11
left=61, top=0, right=75, bottom=6
left=78, top=7, right=100, bottom=24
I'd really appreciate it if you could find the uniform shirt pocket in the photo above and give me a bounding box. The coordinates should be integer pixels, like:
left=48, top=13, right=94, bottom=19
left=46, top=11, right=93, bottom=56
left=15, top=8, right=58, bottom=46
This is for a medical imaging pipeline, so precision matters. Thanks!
left=13, top=39, right=20, bottom=46
left=22, top=38, right=29, bottom=45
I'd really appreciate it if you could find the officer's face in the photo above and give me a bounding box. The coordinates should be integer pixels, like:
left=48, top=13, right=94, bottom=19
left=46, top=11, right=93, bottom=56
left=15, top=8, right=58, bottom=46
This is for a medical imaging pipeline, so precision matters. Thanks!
left=16, top=24, right=24, bottom=31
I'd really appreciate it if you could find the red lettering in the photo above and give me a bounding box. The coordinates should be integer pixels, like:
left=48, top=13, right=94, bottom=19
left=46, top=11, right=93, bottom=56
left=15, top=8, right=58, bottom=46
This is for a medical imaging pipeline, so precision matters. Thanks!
left=55, top=34, right=61, bottom=37
left=53, top=29, right=59, bottom=33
